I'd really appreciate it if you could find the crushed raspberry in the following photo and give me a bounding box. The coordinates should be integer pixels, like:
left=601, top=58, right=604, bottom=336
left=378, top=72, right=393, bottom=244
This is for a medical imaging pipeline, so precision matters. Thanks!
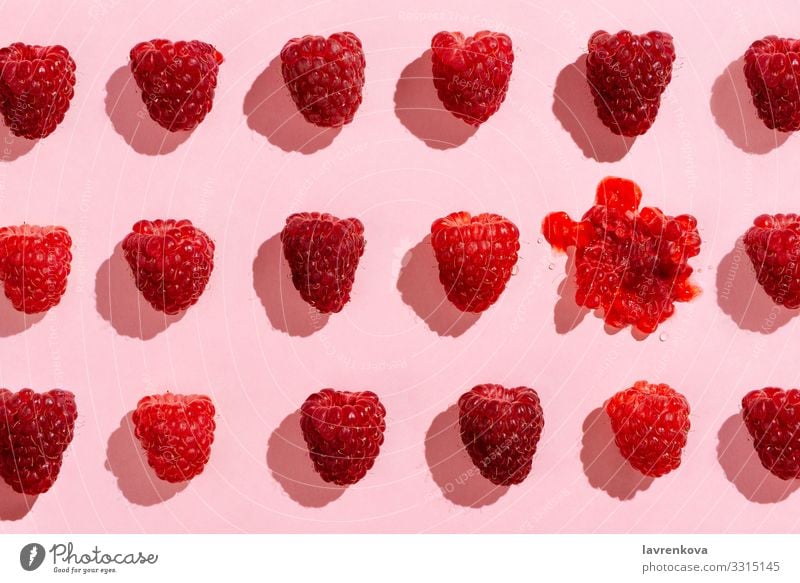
left=542, top=177, right=701, bottom=334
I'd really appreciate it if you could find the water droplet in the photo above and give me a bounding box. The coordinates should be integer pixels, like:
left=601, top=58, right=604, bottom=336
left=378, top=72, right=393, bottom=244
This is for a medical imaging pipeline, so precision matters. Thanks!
left=659, top=332, right=668, bottom=342
left=536, top=237, right=543, bottom=244
left=511, top=264, right=519, bottom=275
left=547, top=263, right=555, bottom=270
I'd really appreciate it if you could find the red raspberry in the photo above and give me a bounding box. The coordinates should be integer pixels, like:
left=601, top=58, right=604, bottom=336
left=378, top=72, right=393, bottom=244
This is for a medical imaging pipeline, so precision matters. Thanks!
left=431, top=212, right=519, bottom=313
left=300, top=389, right=386, bottom=485
left=743, top=36, right=800, bottom=132
left=585, top=30, right=675, bottom=136
left=605, top=381, right=690, bottom=477
left=430, top=31, right=513, bottom=126
left=280, top=212, right=365, bottom=314
left=122, top=219, right=215, bottom=315
left=0, top=43, right=76, bottom=139
left=0, top=225, right=72, bottom=314
left=0, top=388, right=77, bottom=494
left=542, top=177, right=701, bottom=334
left=458, top=384, right=544, bottom=486
left=132, top=392, right=216, bottom=483
left=129, top=39, right=223, bottom=132
left=280, top=33, right=365, bottom=128
left=742, top=388, right=800, bottom=480
left=743, top=214, right=800, bottom=308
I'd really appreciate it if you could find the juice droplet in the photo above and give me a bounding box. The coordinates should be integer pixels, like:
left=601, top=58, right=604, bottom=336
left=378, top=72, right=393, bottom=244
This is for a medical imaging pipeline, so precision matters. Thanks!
left=511, top=264, right=519, bottom=275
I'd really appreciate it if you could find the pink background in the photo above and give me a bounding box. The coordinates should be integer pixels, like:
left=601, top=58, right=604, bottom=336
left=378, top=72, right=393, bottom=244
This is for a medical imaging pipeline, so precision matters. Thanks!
left=1, top=0, right=800, bottom=534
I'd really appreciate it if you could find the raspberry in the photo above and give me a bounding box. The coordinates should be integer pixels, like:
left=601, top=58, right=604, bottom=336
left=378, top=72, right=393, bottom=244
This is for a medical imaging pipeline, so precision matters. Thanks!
left=0, top=388, right=77, bottom=494
left=430, top=31, right=513, bottom=126
left=129, top=39, right=223, bottom=132
left=300, top=389, right=386, bottom=485
left=122, top=219, right=215, bottom=315
left=542, top=177, right=701, bottom=334
left=430, top=212, right=519, bottom=313
left=585, top=30, right=675, bottom=136
left=743, top=214, right=800, bottom=308
left=280, top=33, right=365, bottom=128
left=132, top=392, right=216, bottom=483
left=0, top=225, right=72, bottom=314
left=458, top=384, right=544, bottom=486
left=742, top=388, right=800, bottom=480
left=743, top=36, right=800, bottom=132
left=0, top=43, right=76, bottom=139
left=605, top=381, right=690, bottom=477
left=280, top=212, right=365, bottom=314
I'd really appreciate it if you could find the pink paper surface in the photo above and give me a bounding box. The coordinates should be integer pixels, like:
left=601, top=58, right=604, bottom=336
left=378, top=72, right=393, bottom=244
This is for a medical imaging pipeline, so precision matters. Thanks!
left=1, top=0, right=799, bottom=534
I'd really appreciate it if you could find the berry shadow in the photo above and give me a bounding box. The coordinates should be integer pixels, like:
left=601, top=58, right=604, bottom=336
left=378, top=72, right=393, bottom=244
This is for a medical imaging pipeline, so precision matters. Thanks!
left=0, top=294, right=46, bottom=337
left=397, top=236, right=480, bottom=337
left=716, top=238, right=796, bottom=333
left=0, top=123, right=36, bottom=161
left=95, top=243, right=185, bottom=340
left=553, top=248, right=589, bottom=334
left=710, top=57, right=790, bottom=154
left=424, top=405, right=509, bottom=508
left=552, top=56, right=635, bottom=163
left=252, top=234, right=330, bottom=337
left=580, top=407, right=653, bottom=500
left=105, top=66, right=192, bottom=156
left=717, top=414, right=800, bottom=503
left=243, top=56, right=341, bottom=154
left=266, top=410, right=346, bottom=507
left=394, top=50, right=477, bottom=149
left=105, top=411, right=188, bottom=506
left=0, top=479, right=37, bottom=520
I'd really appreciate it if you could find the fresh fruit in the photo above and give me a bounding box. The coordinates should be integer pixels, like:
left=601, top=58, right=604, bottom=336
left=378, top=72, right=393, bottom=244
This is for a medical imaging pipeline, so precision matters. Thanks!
left=742, top=388, right=800, bottom=480
left=132, top=392, right=216, bottom=483
left=604, top=381, right=690, bottom=477
left=129, top=39, right=223, bottom=131
left=0, top=225, right=72, bottom=314
left=280, top=212, right=365, bottom=314
left=280, top=32, right=365, bottom=127
left=122, top=219, right=215, bottom=315
left=458, top=384, right=544, bottom=486
left=585, top=30, right=675, bottom=136
left=0, top=43, right=76, bottom=139
left=300, top=388, right=386, bottom=485
left=0, top=388, right=77, bottom=495
left=431, top=212, right=519, bottom=313
left=743, top=214, right=800, bottom=308
left=542, top=177, right=701, bottom=334
left=430, top=31, right=513, bottom=126
left=744, top=36, right=800, bottom=132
